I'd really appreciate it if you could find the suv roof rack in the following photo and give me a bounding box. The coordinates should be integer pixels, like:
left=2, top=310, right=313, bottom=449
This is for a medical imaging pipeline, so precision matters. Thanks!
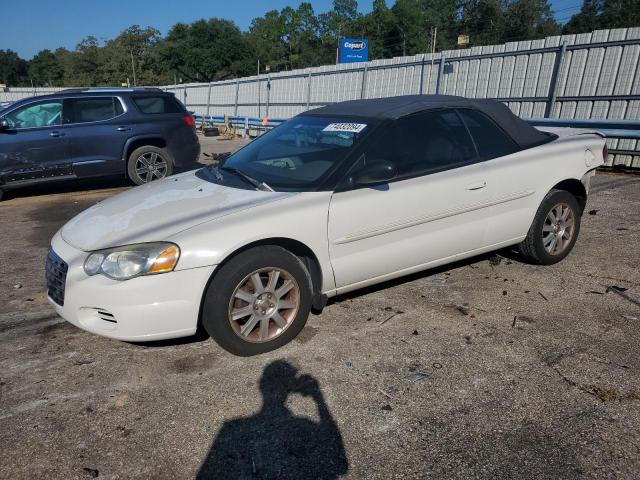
left=58, top=87, right=165, bottom=94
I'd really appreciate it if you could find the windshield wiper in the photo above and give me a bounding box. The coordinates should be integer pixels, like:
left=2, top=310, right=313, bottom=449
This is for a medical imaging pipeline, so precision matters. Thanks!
left=220, top=166, right=274, bottom=192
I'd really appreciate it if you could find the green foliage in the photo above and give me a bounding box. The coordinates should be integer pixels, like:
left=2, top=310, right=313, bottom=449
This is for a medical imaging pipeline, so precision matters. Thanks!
left=160, top=19, right=253, bottom=82
left=563, top=0, right=640, bottom=34
left=0, top=50, right=28, bottom=86
left=0, top=0, right=632, bottom=87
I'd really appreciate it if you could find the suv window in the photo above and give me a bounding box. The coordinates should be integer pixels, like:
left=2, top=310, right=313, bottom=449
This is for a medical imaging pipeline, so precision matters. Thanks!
left=63, top=97, right=123, bottom=124
left=457, top=109, right=518, bottom=160
left=361, top=109, right=477, bottom=179
left=132, top=95, right=183, bottom=114
left=4, top=100, right=62, bottom=129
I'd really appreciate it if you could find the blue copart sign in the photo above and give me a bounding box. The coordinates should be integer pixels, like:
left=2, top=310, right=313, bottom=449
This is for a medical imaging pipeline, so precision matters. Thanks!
left=339, top=38, right=369, bottom=63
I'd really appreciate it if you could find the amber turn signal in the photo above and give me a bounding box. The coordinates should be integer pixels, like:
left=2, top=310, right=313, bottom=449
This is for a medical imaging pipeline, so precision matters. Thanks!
left=148, top=245, right=180, bottom=274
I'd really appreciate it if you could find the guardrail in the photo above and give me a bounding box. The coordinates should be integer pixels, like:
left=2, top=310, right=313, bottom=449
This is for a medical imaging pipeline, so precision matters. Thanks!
left=524, top=118, right=640, bottom=140
left=193, top=114, right=287, bottom=136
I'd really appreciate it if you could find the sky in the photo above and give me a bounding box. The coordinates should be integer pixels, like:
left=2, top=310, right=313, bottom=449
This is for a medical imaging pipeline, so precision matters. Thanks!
left=1, top=0, right=577, bottom=59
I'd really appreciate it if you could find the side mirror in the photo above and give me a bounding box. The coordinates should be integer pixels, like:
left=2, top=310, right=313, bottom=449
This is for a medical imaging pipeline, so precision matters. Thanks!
left=352, top=160, right=397, bottom=186
left=0, top=119, right=8, bottom=130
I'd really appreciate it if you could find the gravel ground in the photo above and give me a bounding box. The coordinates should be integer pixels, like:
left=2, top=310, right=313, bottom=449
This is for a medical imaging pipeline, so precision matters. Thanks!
left=0, top=138, right=639, bottom=479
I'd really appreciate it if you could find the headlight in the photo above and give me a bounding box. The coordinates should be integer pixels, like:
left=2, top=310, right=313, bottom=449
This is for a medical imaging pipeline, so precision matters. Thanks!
left=83, top=242, right=180, bottom=280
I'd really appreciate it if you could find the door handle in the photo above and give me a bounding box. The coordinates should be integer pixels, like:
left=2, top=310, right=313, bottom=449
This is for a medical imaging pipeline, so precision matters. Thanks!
left=117, top=126, right=131, bottom=132
left=49, top=131, right=64, bottom=137
left=466, top=181, right=487, bottom=191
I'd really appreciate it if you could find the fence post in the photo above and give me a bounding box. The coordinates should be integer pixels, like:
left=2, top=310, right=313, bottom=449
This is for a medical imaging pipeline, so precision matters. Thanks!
left=545, top=42, right=568, bottom=118
left=183, top=86, right=187, bottom=108
left=234, top=79, right=240, bottom=116
left=360, top=65, right=368, bottom=99
left=436, top=54, right=446, bottom=95
left=419, top=55, right=426, bottom=94
left=205, top=82, right=212, bottom=119
left=244, top=116, right=249, bottom=138
left=266, top=73, right=271, bottom=118
left=306, top=72, right=312, bottom=110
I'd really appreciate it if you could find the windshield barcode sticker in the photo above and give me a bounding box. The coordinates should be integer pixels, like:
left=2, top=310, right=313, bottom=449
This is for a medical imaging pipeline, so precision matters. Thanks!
left=322, top=123, right=367, bottom=133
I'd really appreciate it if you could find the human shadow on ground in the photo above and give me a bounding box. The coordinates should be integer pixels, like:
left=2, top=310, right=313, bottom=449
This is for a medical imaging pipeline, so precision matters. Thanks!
left=196, top=360, right=348, bottom=480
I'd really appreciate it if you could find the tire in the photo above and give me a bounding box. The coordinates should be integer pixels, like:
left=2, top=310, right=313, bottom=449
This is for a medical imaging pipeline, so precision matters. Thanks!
left=127, top=145, right=174, bottom=185
left=202, top=246, right=312, bottom=356
left=518, top=189, right=582, bottom=265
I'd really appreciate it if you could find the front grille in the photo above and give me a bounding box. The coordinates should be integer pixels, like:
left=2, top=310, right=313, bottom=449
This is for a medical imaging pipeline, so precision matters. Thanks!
left=45, top=249, right=68, bottom=306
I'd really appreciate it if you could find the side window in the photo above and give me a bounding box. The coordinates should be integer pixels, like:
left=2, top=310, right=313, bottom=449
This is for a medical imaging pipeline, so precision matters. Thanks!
left=360, top=110, right=477, bottom=180
left=63, top=97, right=121, bottom=124
left=4, top=101, right=62, bottom=129
left=457, top=109, right=518, bottom=160
left=132, top=96, right=183, bottom=114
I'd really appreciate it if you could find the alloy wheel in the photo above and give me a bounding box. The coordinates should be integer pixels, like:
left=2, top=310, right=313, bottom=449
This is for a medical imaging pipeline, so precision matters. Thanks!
left=227, top=267, right=300, bottom=343
left=542, top=202, right=575, bottom=255
left=135, top=152, right=168, bottom=183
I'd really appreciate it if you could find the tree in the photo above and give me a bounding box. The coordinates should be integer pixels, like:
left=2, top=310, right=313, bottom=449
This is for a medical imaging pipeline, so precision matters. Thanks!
left=460, top=0, right=506, bottom=47
left=600, top=0, right=640, bottom=29
left=65, top=37, right=104, bottom=86
left=0, top=50, right=28, bottom=86
left=28, top=49, right=65, bottom=86
left=160, top=19, right=253, bottom=82
left=247, top=10, right=288, bottom=71
left=101, top=26, right=163, bottom=85
left=357, top=0, right=398, bottom=59
left=388, top=0, right=457, bottom=57
left=502, top=0, right=560, bottom=43
left=563, top=0, right=601, bottom=34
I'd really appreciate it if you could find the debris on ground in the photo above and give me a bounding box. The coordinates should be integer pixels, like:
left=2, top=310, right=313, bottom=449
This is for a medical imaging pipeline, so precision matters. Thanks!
left=82, top=468, right=99, bottom=478
left=342, top=360, right=353, bottom=368
left=406, top=372, right=431, bottom=382
left=488, top=254, right=504, bottom=266
left=588, top=209, right=599, bottom=215
left=381, top=404, right=393, bottom=411
left=380, top=309, right=404, bottom=325
left=455, top=305, right=470, bottom=316
left=622, top=314, right=638, bottom=321
left=538, top=292, right=549, bottom=301
left=606, top=286, right=640, bottom=306
left=432, top=362, right=443, bottom=369
left=13, top=283, right=22, bottom=289
left=412, top=330, right=419, bottom=335
left=202, top=151, right=231, bottom=164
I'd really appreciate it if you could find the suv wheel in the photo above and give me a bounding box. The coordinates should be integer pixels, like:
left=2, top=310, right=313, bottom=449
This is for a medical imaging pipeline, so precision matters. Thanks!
left=127, top=146, right=174, bottom=185
left=202, top=246, right=313, bottom=356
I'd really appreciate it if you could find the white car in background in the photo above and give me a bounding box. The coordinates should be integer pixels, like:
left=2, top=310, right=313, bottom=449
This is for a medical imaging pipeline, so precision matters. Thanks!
left=46, top=95, right=606, bottom=356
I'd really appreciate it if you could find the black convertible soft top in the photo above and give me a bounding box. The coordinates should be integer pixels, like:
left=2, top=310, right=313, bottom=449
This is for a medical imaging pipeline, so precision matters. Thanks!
left=302, top=95, right=550, bottom=150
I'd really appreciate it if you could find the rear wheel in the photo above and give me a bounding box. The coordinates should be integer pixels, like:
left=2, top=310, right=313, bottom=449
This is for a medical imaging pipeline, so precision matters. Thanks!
left=518, top=189, right=581, bottom=265
left=202, top=246, right=312, bottom=356
left=127, top=145, right=173, bottom=185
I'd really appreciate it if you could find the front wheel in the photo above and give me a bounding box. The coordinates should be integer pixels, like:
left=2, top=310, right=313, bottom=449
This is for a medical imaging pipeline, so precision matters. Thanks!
left=202, top=246, right=312, bottom=356
left=518, top=189, right=582, bottom=265
left=127, top=146, right=174, bottom=185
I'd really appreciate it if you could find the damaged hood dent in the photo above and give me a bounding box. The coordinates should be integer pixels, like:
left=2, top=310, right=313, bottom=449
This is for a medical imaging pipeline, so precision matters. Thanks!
left=60, top=170, right=295, bottom=251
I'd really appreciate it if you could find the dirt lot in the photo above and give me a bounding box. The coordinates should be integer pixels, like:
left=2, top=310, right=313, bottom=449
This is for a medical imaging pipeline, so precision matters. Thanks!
left=1, top=137, right=639, bottom=479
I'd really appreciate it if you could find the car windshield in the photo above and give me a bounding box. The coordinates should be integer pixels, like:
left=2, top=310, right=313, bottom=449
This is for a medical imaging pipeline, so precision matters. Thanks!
left=210, top=115, right=372, bottom=191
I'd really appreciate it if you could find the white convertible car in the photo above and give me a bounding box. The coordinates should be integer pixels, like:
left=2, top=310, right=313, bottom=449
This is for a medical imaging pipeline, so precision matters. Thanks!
left=46, top=95, right=606, bottom=355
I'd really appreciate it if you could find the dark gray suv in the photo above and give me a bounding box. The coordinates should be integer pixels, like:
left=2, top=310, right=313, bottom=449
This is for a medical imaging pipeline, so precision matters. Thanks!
left=0, top=87, right=200, bottom=199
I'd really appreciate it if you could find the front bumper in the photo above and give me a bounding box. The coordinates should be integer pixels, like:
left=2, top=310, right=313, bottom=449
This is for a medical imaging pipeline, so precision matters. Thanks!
left=48, top=231, right=215, bottom=342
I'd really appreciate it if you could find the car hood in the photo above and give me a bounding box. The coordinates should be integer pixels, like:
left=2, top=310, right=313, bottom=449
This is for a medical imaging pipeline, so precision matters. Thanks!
left=60, top=170, right=295, bottom=251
